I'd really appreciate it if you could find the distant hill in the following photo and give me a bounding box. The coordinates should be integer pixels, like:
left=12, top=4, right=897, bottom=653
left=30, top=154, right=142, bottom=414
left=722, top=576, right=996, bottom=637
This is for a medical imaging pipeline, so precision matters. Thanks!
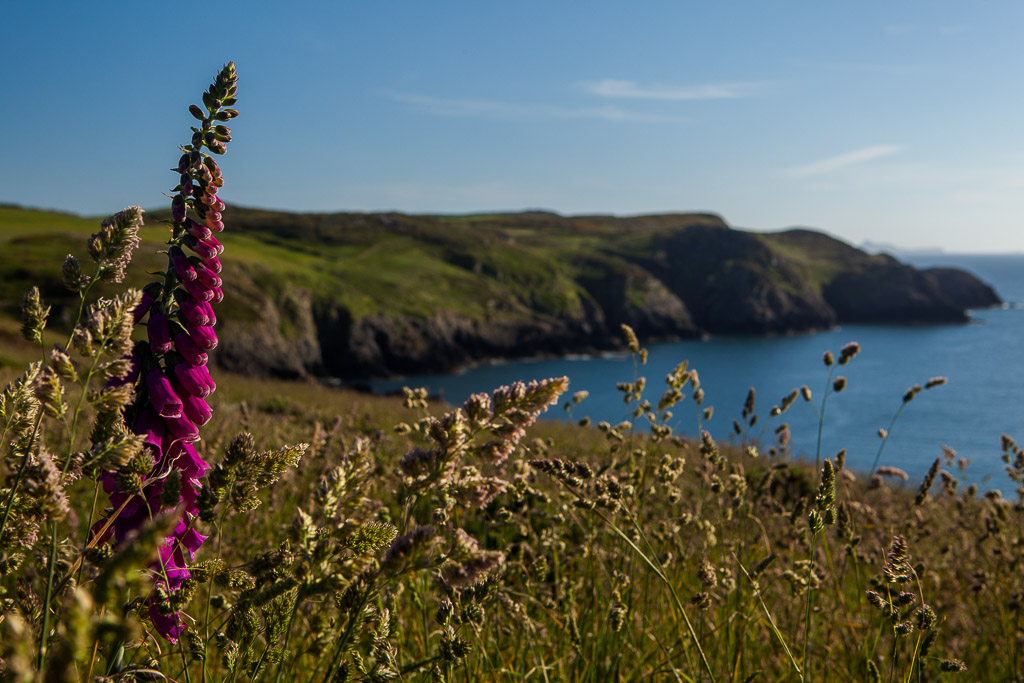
left=0, top=205, right=1001, bottom=379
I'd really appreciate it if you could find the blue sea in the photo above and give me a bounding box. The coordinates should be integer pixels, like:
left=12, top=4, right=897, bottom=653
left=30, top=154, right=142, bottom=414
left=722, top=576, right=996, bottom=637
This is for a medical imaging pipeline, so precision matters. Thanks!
left=370, top=253, right=1024, bottom=494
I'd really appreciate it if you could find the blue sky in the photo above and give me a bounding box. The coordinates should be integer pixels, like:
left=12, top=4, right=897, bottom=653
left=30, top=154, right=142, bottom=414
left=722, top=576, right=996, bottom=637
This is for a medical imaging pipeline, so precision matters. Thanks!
left=3, top=1, right=1024, bottom=252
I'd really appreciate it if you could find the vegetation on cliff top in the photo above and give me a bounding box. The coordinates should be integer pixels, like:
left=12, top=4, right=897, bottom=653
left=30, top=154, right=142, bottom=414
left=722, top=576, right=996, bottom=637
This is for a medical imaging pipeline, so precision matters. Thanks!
left=0, top=205, right=1000, bottom=379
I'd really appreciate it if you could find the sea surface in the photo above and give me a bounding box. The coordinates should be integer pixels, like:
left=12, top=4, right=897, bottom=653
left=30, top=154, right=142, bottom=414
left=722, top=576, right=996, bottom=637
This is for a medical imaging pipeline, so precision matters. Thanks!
left=369, top=253, right=1024, bottom=494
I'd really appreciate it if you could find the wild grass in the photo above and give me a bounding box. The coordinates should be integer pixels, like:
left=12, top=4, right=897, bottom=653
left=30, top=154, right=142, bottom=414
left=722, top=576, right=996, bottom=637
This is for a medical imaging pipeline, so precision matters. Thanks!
left=1, top=65, right=1021, bottom=683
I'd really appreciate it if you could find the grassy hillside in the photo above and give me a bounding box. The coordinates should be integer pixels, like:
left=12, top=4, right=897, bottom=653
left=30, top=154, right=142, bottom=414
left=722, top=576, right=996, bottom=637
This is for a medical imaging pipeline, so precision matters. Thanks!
left=1, top=324, right=1017, bottom=680
left=0, top=205, right=999, bottom=381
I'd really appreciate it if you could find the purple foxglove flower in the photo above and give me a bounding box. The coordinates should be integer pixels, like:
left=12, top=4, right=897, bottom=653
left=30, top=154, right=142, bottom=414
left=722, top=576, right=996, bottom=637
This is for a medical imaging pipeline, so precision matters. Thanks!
left=184, top=218, right=212, bottom=241
left=176, top=153, right=191, bottom=174
left=187, top=323, right=218, bottom=351
left=206, top=217, right=224, bottom=232
left=182, top=235, right=217, bottom=260
left=204, top=156, right=221, bottom=180
left=181, top=391, right=212, bottom=426
left=171, top=194, right=186, bottom=223
left=208, top=195, right=225, bottom=212
left=148, top=310, right=173, bottom=354
left=174, top=332, right=208, bottom=366
left=209, top=286, right=224, bottom=304
left=169, top=246, right=196, bottom=282
left=199, top=300, right=217, bottom=325
left=147, top=369, right=183, bottom=419
left=164, top=413, right=200, bottom=444
left=134, top=291, right=155, bottom=324
left=179, top=296, right=210, bottom=326
left=180, top=175, right=194, bottom=196
left=182, top=276, right=213, bottom=302
left=189, top=150, right=202, bottom=170
left=136, top=407, right=166, bottom=452
left=194, top=262, right=221, bottom=288
left=177, top=523, right=208, bottom=562
left=202, top=255, right=222, bottom=274
left=133, top=282, right=163, bottom=324
left=205, top=235, right=224, bottom=255
left=174, top=361, right=215, bottom=397
left=150, top=599, right=184, bottom=643
left=168, top=440, right=210, bottom=482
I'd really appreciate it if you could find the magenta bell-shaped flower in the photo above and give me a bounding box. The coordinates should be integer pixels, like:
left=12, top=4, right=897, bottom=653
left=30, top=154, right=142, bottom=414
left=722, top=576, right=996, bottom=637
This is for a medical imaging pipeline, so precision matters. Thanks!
left=187, top=323, right=218, bottom=351
left=182, top=276, right=213, bottom=302
left=171, top=194, right=186, bottom=223
left=169, top=246, right=197, bottom=282
left=179, top=296, right=211, bottom=326
left=164, top=413, right=200, bottom=444
left=201, top=255, right=222, bottom=274
left=148, top=310, right=173, bottom=354
left=146, top=369, right=183, bottom=419
left=180, top=392, right=213, bottom=426
left=174, top=332, right=208, bottom=366
left=184, top=218, right=212, bottom=241
left=174, top=361, right=215, bottom=398
left=194, top=262, right=222, bottom=288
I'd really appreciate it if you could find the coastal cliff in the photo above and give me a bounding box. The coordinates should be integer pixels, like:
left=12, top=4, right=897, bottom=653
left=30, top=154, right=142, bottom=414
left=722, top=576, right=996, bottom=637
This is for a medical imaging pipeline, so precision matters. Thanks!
left=0, top=206, right=1001, bottom=380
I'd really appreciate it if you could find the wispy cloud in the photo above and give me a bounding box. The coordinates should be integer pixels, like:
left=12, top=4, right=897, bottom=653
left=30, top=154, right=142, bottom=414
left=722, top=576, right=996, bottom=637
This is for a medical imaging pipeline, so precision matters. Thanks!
left=784, top=145, right=904, bottom=178
left=580, top=79, right=767, bottom=100
left=389, top=93, right=686, bottom=123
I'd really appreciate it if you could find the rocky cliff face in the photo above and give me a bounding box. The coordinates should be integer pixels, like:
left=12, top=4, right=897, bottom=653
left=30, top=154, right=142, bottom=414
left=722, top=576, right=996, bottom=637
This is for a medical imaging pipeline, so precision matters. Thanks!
left=637, top=226, right=837, bottom=333
left=162, top=210, right=1009, bottom=380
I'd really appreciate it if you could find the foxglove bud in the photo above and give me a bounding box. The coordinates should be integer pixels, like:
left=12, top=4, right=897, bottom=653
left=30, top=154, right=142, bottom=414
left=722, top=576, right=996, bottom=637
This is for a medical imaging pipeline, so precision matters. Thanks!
left=192, top=132, right=203, bottom=148
left=205, top=235, right=224, bottom=255
left=189, top=151, right=202, bottom=170
left=207, top=140, right=227, bottom=155
left=193, top=261, right=222, bottom=288
left=202, top=255, right=222, bottom=274
left=148, top=310, right=173, bottom=354
left=182, top=277, right=213, bottom=302
left=176, top=293, right=210, bottom=326
left=184, top=218, right=212, bottom=241
left=171, top=195, right=186, bottom=223
left=182, top=235, right=216, bottom=260
left=209, top=287, right=224, bottom=304
left=196, top=164, right=213, bottom=187
left=177, top=153, right=191, bottom=174
left=147, top=369, right=183, bottom=419
left=203, top=157, right=223, bottom=186
left=186, top=324, right=218, bottom=351
left=174, top=332, right=208, bottom=366
left=205, top=215, right=224, bottom=232
left=181, top=393, right=213, bottom=426
left=174, top=361, right=215, bottom=398
left=180, top=176, right=194, bottom=196
left=214, top=109, right=239, bottom=120
left=207, top=195, right=225, bottom=212
left=134, top=282, right=164, bottom=324
left=169, top=246, right=197, bottom=282
left=199, top=300, right=216, bottom=325
left=189, top=104, right=205, bottom=121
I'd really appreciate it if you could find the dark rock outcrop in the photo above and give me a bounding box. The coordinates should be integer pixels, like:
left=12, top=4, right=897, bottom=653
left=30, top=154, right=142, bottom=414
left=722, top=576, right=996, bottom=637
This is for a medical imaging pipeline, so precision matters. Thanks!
left=637, top=225, right=837, bottom=333
left=922, top=267, right=1002, bottom=310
